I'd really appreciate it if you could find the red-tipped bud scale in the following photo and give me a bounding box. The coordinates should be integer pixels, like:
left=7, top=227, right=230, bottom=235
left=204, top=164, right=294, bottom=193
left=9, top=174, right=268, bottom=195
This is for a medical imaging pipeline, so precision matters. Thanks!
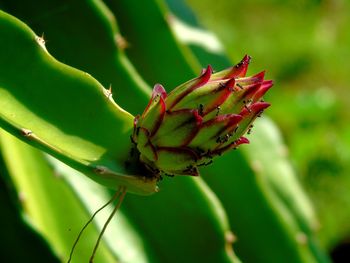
left=132, top=56, right=273, bottom=177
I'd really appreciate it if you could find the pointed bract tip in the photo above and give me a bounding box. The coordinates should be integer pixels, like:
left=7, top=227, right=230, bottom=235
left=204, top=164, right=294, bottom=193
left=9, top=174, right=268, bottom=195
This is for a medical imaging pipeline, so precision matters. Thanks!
left=205, top=64, right=213, bottom=74
left=237, top=136, right=250, bottom=145
left=242, top=82, right=263, bottom=98
left=261, top=80, right=274, bottom=89
left=253, top=71, right=266, bottom=81
left=200, top=65, right=213, bottom=75
left=196, top=65, right=213, bottom=88
left=239, top=101, right=271, bottom=117
left=243, top=54, right=252, bottom=64
left=201, top=64, right=213, bottom=75
left=211, top=136, right=250, bottom=156
left=226, top=55, right=252, bottom=78
left=153, top=84, right=167, bottom=99
left=202, top=65, right=213, bottom=79
left=251, top=102, right=271, bottom=112
left=253, top=80, right=274, bottom=101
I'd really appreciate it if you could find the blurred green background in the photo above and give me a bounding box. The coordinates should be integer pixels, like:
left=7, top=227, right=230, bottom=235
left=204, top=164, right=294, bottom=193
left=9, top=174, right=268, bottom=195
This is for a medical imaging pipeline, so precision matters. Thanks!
left=185, top=0, right=350, bottom=256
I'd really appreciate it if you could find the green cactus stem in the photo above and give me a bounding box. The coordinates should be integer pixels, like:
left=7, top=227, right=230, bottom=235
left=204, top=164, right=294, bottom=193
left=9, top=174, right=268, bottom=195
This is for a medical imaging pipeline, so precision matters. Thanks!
left=0, top=10, right=157, bottom=195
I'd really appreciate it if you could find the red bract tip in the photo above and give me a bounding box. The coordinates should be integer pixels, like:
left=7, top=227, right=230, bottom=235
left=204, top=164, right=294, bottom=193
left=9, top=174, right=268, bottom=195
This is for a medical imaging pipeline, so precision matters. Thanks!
left=225, top=55, right=251, bottom=79
left=235, top=136, right=250, bottom=146
left=143, top=84, right=167, bottom=117
left=153, top=83, right=167, bottom=99
left=239, top=101, right=271, bottom=117
left=211, top=136, right=250, bottom=155
left=252, top=71, right=266, bottom=82
left=261, top=79, right=274, bottom=88
left=241, top=82, right=263, bottom=99
left=197, top=65, right=213, bottom=87
left=253, top=80, right=273, bottom=102
left=250, top=101, right=271, bottom=112
left=169, top=65, right=213, bottom=109
left=243, top=54, right=252, bottom=64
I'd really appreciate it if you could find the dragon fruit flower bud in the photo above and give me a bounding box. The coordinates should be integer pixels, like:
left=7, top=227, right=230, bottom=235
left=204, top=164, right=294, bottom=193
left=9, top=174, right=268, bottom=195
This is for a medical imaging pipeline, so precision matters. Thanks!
left=132, top=55, right=273, bottom=177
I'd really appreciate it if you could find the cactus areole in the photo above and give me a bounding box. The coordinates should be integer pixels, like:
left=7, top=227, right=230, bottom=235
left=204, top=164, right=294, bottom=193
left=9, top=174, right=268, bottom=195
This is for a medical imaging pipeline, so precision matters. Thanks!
left=132, top=55, right=273, bottom=177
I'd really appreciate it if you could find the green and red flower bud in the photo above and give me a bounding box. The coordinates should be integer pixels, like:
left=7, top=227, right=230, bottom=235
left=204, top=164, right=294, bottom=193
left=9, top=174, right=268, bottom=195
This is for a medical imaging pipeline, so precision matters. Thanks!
left=132, top=55, right=273, bottom=177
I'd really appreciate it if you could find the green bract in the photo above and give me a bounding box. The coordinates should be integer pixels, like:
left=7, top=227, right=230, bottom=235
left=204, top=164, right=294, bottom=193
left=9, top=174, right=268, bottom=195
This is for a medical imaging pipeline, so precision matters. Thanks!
left=133, top=56, right=273, bottom=176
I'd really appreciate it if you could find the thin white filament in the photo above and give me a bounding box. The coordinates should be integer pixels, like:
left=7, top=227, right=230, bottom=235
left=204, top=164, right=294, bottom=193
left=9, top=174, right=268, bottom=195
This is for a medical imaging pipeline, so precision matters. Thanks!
left=67, top=187, right=123, bottom=263
left=89, top=186, right=127, bottom=262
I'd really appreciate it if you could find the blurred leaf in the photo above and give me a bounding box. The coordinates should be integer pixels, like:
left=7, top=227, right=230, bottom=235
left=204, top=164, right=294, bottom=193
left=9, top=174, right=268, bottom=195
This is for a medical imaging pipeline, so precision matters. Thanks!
left=0, top=131, right=117, bottom=262
left=0, top=167, right=59, bottom=262
left=103, top=0, right=201, bottom=89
